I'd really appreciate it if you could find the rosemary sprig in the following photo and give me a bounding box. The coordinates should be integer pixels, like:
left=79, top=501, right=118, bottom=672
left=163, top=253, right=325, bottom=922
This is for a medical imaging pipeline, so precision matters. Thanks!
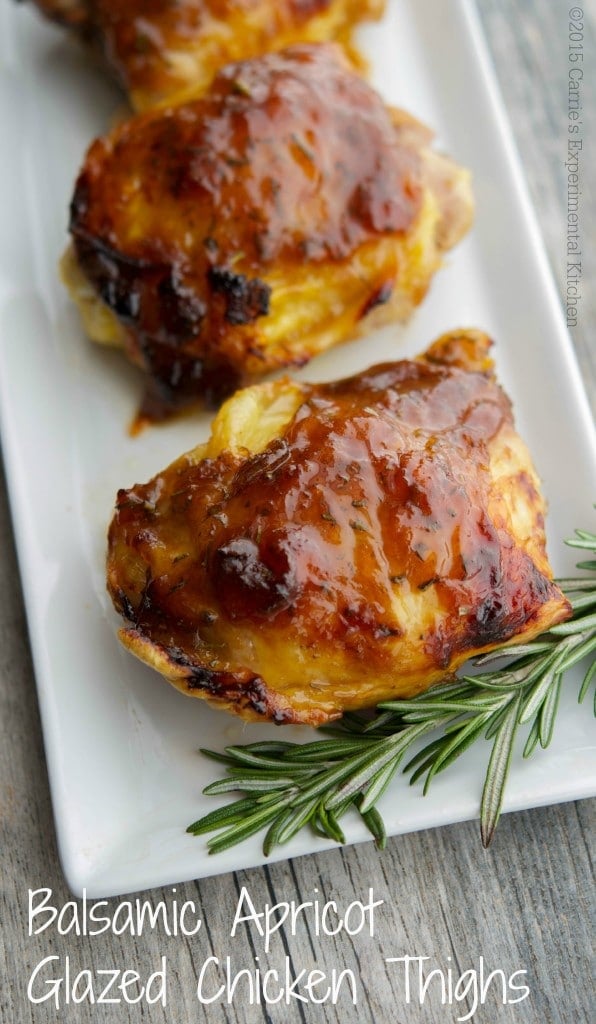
left=187, top=527, right=596, bottom=853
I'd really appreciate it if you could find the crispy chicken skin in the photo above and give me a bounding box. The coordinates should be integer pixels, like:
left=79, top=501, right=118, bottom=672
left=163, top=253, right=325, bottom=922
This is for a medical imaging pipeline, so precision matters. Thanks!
left=63, top=44, right=474, bottom=419
left=107, top=330, right=571, bottom=726
left=28, top=0, right=385, bottom=109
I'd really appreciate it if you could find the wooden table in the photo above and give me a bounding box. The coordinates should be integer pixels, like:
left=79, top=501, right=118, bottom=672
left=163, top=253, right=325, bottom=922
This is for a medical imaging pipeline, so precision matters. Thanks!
left=1, top=2, right=594, bottom=1021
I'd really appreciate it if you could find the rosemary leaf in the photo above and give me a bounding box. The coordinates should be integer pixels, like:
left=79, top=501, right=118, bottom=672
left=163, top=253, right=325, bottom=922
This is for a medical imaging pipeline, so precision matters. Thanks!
left=357, top=801, right=387, bottom=849
left=284, top=737, right=381, bottom=760
left=221, top=747, right=317, bottom=771
left=523, top=718, right=541, bottom=759
left=480, top=693, right=522, bottom=848
left=464, top=664, right=546, bottom=689
left=263, top=798, right=320, bottom=855
left=559, top=634, right=596, bottom=673
left=474, top=641, right=555, bottom=664
left=203, top=775, right=298, bottom=795
left=484, top=698, right=517, bottom=740
left=519, top=663, right=561, bottom=724
left=359, top=757, right=402, bottom=814
left=238, top=741, right=299, bottom=755
left=390, top=698, right=496, bottom=718
left=567, top=591, right=596, bottom=612
left=579, top=657, right=596, bottom=704
left=186, top=797, right=259, bottom=835
left=277, top=798, right=322, bottom=846
left=554, top=577, right=596, bottom=591
left=539, top=673, right=562, bottom=749
left=566, top=535, right=596, bottom=549
left=198, top=748, right=241, bottom=767
left=317, top=804, right=346, bottom=845
left=207, top=800, right=289, bottom=855
left=549, top=611, right=596, bottom=635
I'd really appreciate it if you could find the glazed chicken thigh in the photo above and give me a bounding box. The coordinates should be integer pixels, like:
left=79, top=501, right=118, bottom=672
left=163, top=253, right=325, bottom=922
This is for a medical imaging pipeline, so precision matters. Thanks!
left=28, top=0, right=385, bottom=109
left=107, top=330, right=570, bottom=726
left=63, top=44, right=474, bottom=419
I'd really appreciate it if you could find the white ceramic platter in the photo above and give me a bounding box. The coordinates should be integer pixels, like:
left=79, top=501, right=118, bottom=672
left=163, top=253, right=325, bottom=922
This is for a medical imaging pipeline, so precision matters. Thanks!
left=0, top=0, right=594, bottom=898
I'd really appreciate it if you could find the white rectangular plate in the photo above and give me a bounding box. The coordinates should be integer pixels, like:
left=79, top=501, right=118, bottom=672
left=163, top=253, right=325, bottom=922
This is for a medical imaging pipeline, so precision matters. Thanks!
left=1, top=0, right=594, bottom=898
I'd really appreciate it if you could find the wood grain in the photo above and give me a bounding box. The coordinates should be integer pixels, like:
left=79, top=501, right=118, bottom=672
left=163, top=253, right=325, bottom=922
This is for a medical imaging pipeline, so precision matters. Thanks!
left=1, top=2, right=594, bottom=1023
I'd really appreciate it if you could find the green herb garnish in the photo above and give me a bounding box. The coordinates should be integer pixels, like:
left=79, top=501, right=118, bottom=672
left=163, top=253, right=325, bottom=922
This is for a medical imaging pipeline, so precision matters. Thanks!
left=187, top=526, right=596, bottom=854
